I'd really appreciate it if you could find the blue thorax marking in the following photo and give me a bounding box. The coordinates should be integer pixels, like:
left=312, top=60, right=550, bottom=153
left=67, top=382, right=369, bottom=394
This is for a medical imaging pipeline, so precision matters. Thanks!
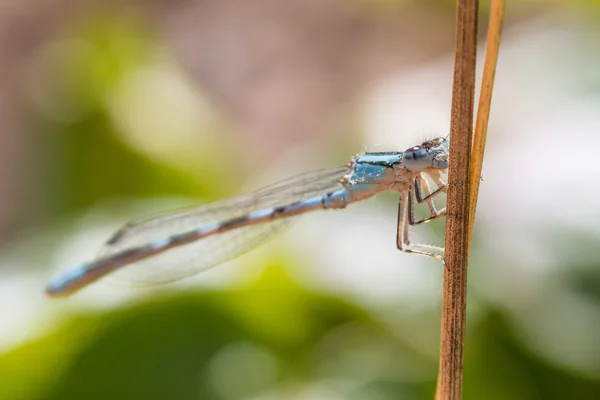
left=350, top=152, right=401, bottom=183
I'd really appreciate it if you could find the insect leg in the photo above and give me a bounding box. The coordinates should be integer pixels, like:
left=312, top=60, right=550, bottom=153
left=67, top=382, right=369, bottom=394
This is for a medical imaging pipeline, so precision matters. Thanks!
left=396, top=189, right=444, bottom=260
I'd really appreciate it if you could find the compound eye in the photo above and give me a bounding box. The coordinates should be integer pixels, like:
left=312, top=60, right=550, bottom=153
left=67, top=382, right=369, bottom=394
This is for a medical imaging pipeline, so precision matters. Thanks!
left=404, top=146, right=426, bottom=160
left=402, top=145, right=429, bottom=171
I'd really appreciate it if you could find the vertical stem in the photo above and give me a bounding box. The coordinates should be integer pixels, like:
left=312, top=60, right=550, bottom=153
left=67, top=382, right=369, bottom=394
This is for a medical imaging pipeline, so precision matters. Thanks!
left=436, top=0, right=478, bottom=399
left=469, top=0, right=505, bottom=249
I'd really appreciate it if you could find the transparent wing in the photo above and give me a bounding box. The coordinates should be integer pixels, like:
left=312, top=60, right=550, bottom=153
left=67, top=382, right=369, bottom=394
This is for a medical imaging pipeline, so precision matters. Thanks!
left=98, top=166, right=350, bottom=284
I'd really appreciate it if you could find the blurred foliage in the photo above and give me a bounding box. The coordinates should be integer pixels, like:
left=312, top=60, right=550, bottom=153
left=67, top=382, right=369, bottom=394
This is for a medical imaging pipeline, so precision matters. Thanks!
left=29, top=14, right=235, bottom=225
left=0, top=265, right=435, bottom=400
left=3, top=266, right=600, bottom=399
left=2, top=3, right=600, bottom=400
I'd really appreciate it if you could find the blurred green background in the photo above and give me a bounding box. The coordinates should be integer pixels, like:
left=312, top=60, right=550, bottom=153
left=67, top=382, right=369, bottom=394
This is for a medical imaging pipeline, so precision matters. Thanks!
left=2, top=1, right=600, bottom=399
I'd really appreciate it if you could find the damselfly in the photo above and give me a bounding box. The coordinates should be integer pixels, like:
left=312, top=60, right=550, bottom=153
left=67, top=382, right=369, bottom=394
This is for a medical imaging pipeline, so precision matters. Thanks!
left=46, top=137, right=449, bottom=297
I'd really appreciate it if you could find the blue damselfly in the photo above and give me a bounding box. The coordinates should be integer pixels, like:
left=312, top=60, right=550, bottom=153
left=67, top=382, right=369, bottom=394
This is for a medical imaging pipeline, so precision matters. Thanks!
left=46, top=137, right=449, bottom=297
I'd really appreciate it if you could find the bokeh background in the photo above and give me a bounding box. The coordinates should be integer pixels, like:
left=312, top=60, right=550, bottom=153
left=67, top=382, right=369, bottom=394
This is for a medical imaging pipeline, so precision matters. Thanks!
left=1, top=1, right=600, bottom=399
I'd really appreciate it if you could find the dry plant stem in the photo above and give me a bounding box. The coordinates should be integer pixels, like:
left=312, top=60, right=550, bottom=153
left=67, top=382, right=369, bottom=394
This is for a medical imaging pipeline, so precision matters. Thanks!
left=468, top=0, right=505, bottom=249
left=436, top=0, right=478, bottom=399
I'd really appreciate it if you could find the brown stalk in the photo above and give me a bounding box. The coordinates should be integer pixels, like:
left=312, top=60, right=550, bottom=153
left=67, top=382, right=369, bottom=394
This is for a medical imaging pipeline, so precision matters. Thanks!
left=435, top=0, right=504, bottom=398
left=435, top=0, right=478, bottom=399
